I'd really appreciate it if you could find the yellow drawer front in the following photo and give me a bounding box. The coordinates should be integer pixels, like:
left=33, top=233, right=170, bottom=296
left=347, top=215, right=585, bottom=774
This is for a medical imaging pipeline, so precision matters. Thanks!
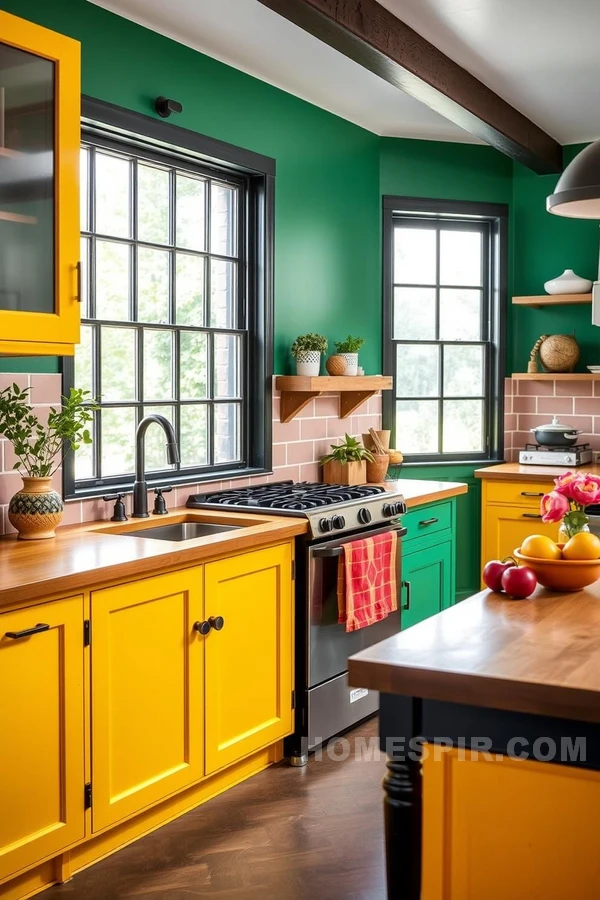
left=482, top=505, right=559, bottom=571
left=486, top=480, right=553, bottom=507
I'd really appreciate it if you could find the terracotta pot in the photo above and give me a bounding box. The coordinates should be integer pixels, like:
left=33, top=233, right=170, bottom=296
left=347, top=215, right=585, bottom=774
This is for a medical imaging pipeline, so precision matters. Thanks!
left=322, top=459, right=366, bottom=485
left=366, top=453, right=389, bottom=483
left=8, top=476, right=63, bottom=540
left=362, top=430, right=391, bottom=452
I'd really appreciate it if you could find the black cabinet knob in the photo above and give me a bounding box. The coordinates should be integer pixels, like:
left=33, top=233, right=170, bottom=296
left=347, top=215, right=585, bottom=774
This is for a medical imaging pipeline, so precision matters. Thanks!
left=357, top=507, right=372, bottom=525
left=209, top=616, right=224, bottom=631
left=331, top=515, right=346, bottom=530
left=319, top=517, right=333, bottom=532
left=193, top=620, right=211, bottom=636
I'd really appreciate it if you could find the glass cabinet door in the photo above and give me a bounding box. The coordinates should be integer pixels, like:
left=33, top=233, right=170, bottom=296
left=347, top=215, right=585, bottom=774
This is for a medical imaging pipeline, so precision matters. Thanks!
left=0, top=43, right=55, bottom=314
left=0, top=11, right=80, bottom=354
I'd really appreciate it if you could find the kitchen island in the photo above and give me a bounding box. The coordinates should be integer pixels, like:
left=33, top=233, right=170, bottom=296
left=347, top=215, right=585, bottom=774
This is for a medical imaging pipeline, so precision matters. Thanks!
left=348, top=583, right=600, bottom=900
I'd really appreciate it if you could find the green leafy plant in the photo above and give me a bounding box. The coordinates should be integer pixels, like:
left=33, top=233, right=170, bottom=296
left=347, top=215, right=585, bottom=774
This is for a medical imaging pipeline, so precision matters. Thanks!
left=334, top=335, right=365, bottom=354
left=321, top=433, right=374, bottom=465
left=0, top=384, right=98, bottom=478
left=291, top=333, right=328, bottom=357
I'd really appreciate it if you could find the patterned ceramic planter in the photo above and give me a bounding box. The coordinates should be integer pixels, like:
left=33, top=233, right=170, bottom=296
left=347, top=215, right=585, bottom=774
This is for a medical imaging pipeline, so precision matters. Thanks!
left=339, top=352, right=358, bottom=376
left=8, top=476, right=64, bottom=540
left=295, top=350, right=321, bottom=376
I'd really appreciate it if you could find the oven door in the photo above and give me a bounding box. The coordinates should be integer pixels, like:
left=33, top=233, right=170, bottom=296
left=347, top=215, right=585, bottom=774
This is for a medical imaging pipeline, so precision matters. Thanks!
left=306, top=523, right=404, bottom=689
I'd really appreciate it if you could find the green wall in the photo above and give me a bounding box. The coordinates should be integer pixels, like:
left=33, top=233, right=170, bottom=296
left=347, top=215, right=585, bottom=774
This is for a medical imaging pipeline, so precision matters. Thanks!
left=0, top=0, right=381, bottom=375
left=511, top=144, right=600, bottom=374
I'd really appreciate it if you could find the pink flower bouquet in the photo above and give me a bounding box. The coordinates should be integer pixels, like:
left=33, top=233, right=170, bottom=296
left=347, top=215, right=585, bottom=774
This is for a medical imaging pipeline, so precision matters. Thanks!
left=541, top=472, right=600, bottom=538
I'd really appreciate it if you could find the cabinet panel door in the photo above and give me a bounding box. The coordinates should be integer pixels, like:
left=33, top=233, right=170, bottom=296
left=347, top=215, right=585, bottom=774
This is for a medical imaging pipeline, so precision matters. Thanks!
left=0, top=11, right=80, bottom=352
left=0, top=596, right=84, bottom=881
left=91, top=569, right=203, bottom=831
left=204, top=544, right=293, bottom=775
left=482, top=506, right=559, bottom=570
left=401, top=541, right=452, bottom=630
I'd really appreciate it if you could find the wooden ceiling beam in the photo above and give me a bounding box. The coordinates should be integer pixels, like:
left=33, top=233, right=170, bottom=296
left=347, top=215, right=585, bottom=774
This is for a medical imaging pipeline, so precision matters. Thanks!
left=257, top=0, right=562, bottom=175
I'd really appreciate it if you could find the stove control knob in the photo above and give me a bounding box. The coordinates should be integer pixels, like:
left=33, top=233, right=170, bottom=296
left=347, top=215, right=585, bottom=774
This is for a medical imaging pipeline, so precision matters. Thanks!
left=357, top=507, right=372, bottom=525
left=565, top=455, right=574, bottom=464
left=395, top=501, right=407, bottom=516
left=319, top=517, right=333, bottom=533
left=332, top=515, right=346, bottom=530
left=382, top=503, right=395, bottom=517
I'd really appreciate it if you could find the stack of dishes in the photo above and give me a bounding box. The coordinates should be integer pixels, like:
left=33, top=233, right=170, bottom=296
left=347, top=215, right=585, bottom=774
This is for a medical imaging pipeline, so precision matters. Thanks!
left=587, top=366, right=600, bottom=373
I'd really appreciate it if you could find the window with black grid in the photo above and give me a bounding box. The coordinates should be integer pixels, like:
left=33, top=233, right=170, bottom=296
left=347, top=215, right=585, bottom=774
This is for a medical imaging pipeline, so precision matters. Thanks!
left=383, top=199, right=506, bottom=462
left=65, top=125, right=264, bottom=496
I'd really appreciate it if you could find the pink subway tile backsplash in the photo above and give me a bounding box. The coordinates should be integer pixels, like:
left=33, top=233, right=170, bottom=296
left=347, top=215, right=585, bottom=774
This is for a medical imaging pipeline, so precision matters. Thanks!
left=29, top=373, right=62, bottom=404
left=518, top=379, right=554, bottom=396
left=512, top=395, right=537, bottom=414
left=537, top=396, right=574, bottom=414
left=314, top=395, right=339, bottom=418
left=556, top=380, right=592, bottom=397
left=574, top=397, right=600, bottom=415
left=286, top=441, right=316, bottom=465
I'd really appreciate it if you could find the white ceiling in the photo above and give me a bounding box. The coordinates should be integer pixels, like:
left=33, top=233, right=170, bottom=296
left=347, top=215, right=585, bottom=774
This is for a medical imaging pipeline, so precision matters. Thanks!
left=89, top=0, right=600, bottom=145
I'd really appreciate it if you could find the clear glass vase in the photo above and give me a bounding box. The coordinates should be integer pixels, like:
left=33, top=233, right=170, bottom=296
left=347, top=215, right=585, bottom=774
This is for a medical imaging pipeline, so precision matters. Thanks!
left=559, top=521, right=590, bottom=542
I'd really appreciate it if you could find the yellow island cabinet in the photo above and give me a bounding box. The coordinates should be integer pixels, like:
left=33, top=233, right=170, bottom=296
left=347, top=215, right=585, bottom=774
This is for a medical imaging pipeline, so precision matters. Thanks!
left=0, top=524, right=297, bottom=900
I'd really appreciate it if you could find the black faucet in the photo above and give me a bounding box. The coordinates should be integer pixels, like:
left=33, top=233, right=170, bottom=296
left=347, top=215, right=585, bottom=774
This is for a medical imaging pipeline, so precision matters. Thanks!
left=132, top=415, right=180, bottom=518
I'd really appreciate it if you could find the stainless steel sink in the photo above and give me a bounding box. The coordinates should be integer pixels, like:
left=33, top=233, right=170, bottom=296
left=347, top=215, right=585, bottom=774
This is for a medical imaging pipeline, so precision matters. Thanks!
left=119, top=521, right=241, bottom=542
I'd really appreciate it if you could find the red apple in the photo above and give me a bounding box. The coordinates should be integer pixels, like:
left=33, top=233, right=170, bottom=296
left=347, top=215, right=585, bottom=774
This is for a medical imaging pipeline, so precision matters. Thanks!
left=501, top=566, right=537, bottom=600
left=482, top=559, right=516, bottom=592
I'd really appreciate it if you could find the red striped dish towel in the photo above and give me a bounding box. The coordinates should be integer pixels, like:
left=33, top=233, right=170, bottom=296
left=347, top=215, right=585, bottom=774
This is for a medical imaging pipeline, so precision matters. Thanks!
left=337, top=531, right=398, bottom=632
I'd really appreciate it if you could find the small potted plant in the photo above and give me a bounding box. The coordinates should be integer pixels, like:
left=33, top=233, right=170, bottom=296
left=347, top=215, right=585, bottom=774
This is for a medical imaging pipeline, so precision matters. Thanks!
left=334, top=336, right=365, bottom=376
left=320, top=434, right=374, bottom=485
left=291, top=333, right=328, bottom=376
left=0, top=383, right=97, bottom=540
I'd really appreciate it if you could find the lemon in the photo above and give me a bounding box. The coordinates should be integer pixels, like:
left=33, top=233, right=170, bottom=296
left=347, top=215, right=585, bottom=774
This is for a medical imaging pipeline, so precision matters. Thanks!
left=562, top=532, right=600, bottom=561
left=520, top=534, right=562, bottom=560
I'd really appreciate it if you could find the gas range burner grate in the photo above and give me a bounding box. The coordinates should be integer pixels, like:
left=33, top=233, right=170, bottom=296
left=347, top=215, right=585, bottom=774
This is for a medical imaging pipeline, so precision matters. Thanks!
left=189, top=480, right=386, bottom=511
left=523, top=442, right=591, bottom=453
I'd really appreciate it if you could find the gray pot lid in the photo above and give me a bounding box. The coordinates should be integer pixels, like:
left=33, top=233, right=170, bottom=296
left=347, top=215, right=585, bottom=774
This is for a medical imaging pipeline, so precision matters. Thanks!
left=531, top=416, right=580, bottom=434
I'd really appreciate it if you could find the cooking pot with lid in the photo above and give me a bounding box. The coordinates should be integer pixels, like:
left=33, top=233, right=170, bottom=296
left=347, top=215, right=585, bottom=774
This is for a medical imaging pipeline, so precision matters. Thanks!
left=531, top=416, right=581, bottom=448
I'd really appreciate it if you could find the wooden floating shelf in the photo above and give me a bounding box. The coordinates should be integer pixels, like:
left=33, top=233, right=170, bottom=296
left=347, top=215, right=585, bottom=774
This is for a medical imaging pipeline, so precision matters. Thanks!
left=0, top=210, right=37, bottom=225
left=512, top=373, right=600, bottom=381
left=512, top=293, right=592, bottom=308
left=275, top=375, right=393, bottom=423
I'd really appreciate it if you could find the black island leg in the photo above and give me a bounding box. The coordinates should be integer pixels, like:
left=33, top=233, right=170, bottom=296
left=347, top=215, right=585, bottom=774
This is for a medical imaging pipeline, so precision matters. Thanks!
left=383, top=751, right=422, bottom=899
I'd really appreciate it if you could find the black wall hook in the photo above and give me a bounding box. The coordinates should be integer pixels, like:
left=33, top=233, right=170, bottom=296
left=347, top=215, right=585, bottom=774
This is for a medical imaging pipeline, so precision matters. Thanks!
left=155, top=96, right=183, bottom=118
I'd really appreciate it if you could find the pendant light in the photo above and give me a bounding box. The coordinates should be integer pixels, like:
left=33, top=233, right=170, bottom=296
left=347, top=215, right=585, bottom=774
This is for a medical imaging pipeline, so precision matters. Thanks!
left=547, top=139, right=600, bottom=218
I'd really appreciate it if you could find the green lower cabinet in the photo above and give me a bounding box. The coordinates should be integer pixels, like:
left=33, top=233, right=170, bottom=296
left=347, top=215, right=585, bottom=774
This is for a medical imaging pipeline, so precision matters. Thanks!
left=400, top=539, right=453, bottom=630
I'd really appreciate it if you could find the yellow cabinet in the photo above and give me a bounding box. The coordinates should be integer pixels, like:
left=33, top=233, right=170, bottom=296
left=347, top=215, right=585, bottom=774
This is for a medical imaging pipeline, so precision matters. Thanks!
left=90, top=569, right=204, bottom=831
left=482, top=504, right=559, bottom=564
left=0, top=11, right=80, bottom=356
left=204, top=544, right=294, bottom=774
left=481, top=478, right=558, bottom=570
left=0, top=596, right=85, bottom=881
left=423, top=746, right=600, bottom=900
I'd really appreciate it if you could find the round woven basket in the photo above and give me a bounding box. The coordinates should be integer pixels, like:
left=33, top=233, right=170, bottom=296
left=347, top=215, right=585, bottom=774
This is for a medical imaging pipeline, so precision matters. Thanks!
left=366, top=453, right=389, bottom=483
left=539, top=334, right=580, bottom=373
left=325, top=354, right=347, bottom=375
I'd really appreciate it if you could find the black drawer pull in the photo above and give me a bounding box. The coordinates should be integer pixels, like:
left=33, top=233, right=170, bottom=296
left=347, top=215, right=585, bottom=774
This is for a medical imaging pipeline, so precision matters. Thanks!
left=419, top=517, right=439, bottom=527
left=522, top=513, right=542, bottom=519
left=401, top=580, right=411, bottom=612
left=209, top=616, right=224, bottom=631
left=521, top=491, right=544, bottom=497
left=5, top=623, right=50, bottom=640
left=193, top=620, right=211, bottom=636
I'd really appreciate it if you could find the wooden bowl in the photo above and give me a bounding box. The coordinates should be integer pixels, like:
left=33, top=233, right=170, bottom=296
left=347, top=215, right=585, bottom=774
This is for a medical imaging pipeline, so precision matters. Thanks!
left=514, top=546, right=600, bottom=592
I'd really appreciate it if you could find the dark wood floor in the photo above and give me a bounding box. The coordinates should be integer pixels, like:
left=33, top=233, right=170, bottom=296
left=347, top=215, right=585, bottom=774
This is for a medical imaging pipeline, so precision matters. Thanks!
left=53, top=719, right=387, bottom=900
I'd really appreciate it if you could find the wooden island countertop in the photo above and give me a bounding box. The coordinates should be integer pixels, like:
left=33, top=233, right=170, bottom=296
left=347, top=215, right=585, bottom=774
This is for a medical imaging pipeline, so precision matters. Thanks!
left=0, top=478, right=467, bottom=610
left=349, top=583, right=600, bottom=725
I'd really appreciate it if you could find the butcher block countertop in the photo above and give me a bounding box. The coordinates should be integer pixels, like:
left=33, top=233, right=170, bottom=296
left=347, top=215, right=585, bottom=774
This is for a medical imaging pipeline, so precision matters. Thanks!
left=349, top=584, right=600, bottom=725
left=476, top=461, right=600, bottom=483
left=0, top=478, right=467, bottom=610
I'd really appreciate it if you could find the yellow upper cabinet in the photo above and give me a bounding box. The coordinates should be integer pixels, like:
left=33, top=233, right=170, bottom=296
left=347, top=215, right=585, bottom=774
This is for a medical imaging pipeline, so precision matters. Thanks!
left=0, top=12, right=80, bottom=356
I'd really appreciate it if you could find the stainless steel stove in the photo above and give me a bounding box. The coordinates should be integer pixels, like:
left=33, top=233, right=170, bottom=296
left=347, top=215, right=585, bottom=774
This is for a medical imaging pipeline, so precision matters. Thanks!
left=188, top=481, right=407, bottom=765
left=519, top=443, right=593, bottom=467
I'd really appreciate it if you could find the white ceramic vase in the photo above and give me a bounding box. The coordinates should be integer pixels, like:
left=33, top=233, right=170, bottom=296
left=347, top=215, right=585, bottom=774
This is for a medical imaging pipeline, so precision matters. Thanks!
left=544, top=269, right=592, bottom=294
left=296, top=350, right=321, bottom=376
left=340, top=352, right=358, bottom=376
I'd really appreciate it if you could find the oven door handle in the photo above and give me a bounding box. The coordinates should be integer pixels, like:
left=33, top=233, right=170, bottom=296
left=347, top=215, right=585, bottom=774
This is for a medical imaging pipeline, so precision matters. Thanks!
left=311, top=525, right=407, bottom=557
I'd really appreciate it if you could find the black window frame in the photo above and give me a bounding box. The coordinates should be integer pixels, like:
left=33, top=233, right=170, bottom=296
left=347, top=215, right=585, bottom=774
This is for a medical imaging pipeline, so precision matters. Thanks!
left=382, top=196, right=507, bottom=465
left=63, top=97, right=274, bottom=501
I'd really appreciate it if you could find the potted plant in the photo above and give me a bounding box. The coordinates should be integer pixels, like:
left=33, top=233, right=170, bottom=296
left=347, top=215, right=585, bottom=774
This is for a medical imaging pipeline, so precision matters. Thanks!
left=334, top=336, right=365, bottom=376
left=0, top=383, right=97, bottom=540
left=291, top=333, right=328, bottom=376
left=320, top=434, right=374, bottom=485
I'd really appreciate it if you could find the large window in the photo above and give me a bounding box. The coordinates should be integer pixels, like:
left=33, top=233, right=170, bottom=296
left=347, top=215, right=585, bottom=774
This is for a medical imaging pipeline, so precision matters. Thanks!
left=64, top=100, right=274, bottom=498
left=383, top=197, right=507, bottom=462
